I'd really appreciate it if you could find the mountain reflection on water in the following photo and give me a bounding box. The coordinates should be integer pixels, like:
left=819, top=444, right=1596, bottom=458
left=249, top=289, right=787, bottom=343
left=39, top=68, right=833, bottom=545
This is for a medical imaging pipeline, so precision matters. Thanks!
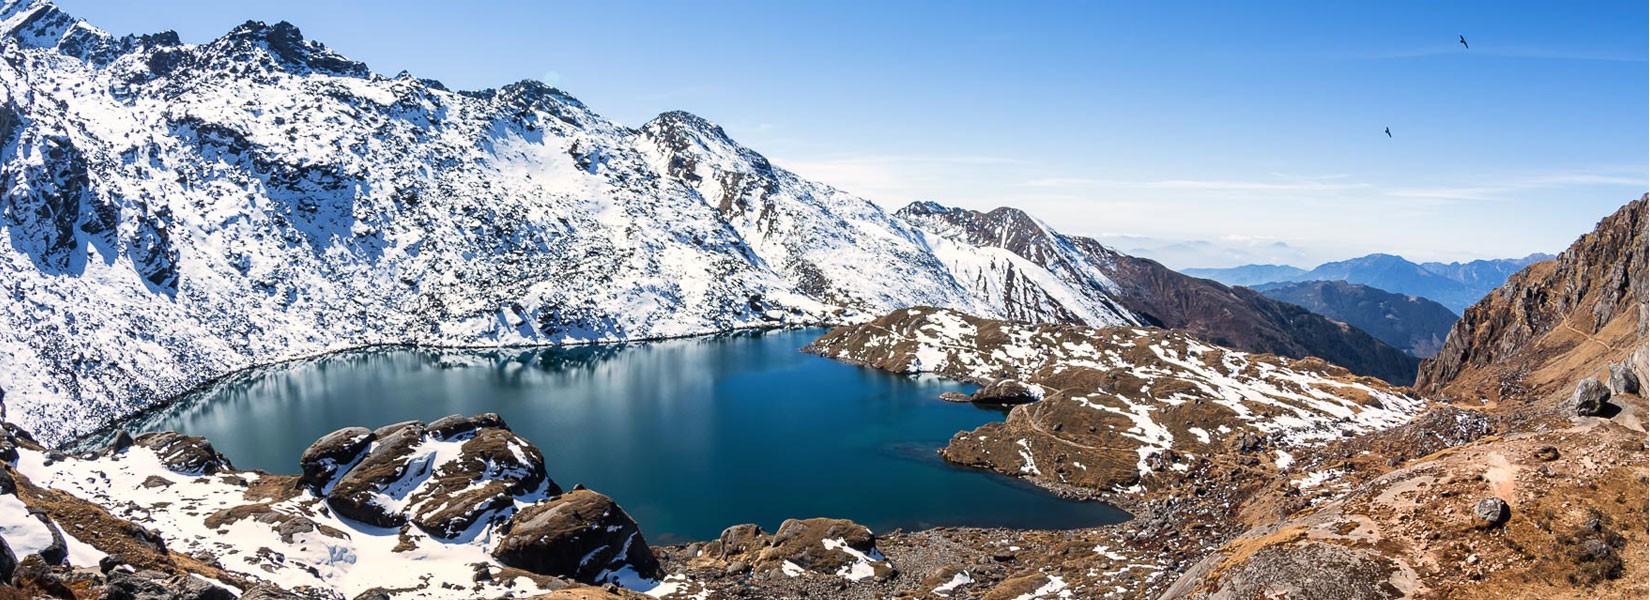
left=138, top=329, right=1128, bottom=542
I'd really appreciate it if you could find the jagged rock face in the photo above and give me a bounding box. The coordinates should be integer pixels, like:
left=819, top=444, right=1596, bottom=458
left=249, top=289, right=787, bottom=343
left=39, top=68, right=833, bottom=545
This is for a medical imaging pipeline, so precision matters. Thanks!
left=492, top=489, right=659, bottom=584
left=1255, top=279, right=1459, bottom=358
left=805, top=307, right=1425, bottom=492
left=1418, top=197, right=1647, bottom=412
left=899, top=203, right=1422, bottom=385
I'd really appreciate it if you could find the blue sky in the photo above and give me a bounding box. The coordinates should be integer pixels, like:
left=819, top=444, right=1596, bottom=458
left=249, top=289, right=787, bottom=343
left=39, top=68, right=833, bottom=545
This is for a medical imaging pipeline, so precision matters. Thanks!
left=58, top=1, right=1647, bottom=267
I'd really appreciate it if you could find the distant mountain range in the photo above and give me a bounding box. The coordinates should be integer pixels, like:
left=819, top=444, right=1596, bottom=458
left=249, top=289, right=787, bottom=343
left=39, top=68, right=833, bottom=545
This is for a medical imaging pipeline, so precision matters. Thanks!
left=1183, top=253, right=1554, bottom=313
left=1253, top=280, right=1459, bottom=358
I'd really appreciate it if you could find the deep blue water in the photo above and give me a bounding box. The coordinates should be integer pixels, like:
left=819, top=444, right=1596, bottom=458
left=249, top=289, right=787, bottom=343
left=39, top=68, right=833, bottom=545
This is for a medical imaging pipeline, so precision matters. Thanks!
left=145, top=328, right=1127, bottom=542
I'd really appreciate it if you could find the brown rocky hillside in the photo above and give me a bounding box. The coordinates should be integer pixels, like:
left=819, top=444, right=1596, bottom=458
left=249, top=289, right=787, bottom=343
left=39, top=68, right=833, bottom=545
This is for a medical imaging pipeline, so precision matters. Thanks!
left=1418, top=195, right=1646, bottom=416
left=1164, top=196, right=1649, bottom=599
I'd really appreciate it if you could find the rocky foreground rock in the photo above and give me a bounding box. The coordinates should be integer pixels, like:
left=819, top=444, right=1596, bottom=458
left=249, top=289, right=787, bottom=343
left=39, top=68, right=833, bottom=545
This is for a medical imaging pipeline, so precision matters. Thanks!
left=0, top=414, right=666, bottom=598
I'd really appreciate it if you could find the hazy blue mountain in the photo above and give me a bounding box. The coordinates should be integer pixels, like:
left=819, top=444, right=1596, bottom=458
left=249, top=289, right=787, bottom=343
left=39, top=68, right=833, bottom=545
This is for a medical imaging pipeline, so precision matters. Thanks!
left=1254, top=280, right=1459, bottom=358
left=1419, top=254, right=1555, bottom=290
left=1183, top=253, right=1553, bottom=313
left=1181, top=264, right=1307, bottom=287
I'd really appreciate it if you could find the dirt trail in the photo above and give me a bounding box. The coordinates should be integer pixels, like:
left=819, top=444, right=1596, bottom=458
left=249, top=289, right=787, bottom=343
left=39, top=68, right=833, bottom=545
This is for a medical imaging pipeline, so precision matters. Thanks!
left=1560, top=321, right=1619, bottom=352
left=1482, top=452, right=1517, bottom=502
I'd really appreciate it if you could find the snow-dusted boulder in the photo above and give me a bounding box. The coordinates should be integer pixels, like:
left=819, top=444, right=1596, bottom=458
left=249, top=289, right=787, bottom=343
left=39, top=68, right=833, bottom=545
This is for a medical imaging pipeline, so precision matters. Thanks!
left=757, top=518, right=894, bottom=581
left=129, top=432, right=232, bottom=475
left=319, top=417, right=553, bottom=538
left=492, top=489, right=659, bottom=584
left=297, top=426, right=373, bottom=492
left=324, top=422, right=425, bottom=528
left=969, top=379, right=1045, bottom=405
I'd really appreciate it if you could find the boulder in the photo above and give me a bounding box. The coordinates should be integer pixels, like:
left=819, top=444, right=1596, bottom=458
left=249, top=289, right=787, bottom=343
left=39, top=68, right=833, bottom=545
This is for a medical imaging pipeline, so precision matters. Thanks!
left=408, top=427, right=554, bottom=538
left=1473, top=497, right=1509, bottom=527
left=102, top=569, right=236, bottom=600
left=0, top=465, right=14, bottom=495
left=1234, top=432, right=1266, bottom=454
left=1534, top=446, right=1561, bottom=462
left=298, top=427, right=374, bottom=492
left=756, top=518, right=894, bottom=580
left=709, top=524, right=770, bottom=560
left=239, top=587, right=304, bottom=600
left=9, top=554, right=73, bottom=598
left=1145, top=450, right=1179, bottom=472
left=0, top=532, right=15, bottom=583
left=372, top=420, right=421, bottom=438
left=969, top=380, right=1044, bottom=405
left=107, top=429, right=135, bottom=454
left=427, top=412, right=510, bottom=439
left=326, top=422, right=426, bottom=527
left=492, top=489, right=660, bottom=584
left=938, top=392, right=971, bottom=403
left=131, top=432, right=233, bottom=475
left=29, top=510, right=67, bottom=565
left=1608, top=362, right=1640, bottom=395
left=1571, top=378, right=1612, bottom=417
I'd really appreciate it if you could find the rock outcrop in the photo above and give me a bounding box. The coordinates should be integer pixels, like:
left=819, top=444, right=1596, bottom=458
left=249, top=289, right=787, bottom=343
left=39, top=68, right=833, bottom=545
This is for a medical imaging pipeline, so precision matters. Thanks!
left=297, top=426, right=373, bottom=492
left=102, top=569, right=237, bottom=600
left=492, top=489, right=659, bottom=584
left=1418, top=196, right=1647, bottom=414
left=1571, top=377, right=1612, bottom=417
left=318, top=416, right=554, bottom=538
left=129, top=432, right=232, bottom=475
left=0, top=416, right=645, bottom=599
left=898, top=202, right=1423, bottom=384
left=807, top=307, right=1424, bottom=492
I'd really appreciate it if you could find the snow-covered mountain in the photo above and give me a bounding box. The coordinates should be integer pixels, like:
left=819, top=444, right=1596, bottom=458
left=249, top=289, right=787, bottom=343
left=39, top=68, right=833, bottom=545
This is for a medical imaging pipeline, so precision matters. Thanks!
left=0, top=1, right=1150, bottom=445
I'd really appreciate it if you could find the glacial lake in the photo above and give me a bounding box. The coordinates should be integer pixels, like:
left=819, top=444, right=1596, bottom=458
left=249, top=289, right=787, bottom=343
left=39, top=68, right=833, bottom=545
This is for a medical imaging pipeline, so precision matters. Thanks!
left=139, top=328, right=1127, bottom=542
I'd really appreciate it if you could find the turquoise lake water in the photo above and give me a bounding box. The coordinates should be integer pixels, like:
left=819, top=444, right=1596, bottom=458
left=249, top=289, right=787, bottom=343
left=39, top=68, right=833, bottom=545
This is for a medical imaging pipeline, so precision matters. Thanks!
left=145, top=328, right=1127, bottom=542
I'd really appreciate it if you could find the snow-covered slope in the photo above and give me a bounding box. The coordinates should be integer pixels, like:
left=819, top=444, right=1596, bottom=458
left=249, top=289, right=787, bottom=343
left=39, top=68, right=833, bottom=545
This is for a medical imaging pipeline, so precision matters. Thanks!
left=0, top=1, right=1151, bottom=445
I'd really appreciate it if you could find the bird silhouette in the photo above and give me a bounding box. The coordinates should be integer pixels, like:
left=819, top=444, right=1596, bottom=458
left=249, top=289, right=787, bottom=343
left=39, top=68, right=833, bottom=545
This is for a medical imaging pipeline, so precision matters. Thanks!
left=1459, top=34, right=1468, bottom=49
left=1385, top=127, right=1392, bottom=138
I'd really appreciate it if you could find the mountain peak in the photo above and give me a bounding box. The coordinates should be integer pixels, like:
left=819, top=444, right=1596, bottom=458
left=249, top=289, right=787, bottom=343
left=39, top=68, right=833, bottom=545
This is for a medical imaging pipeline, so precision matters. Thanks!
left=208, top=18, right=368, bottom=78
left=645, top=110, right=735, bottom=145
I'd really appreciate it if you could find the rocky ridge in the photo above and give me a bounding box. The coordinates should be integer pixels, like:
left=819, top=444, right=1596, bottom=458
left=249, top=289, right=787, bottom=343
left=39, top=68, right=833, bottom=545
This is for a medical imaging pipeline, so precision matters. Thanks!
left=898, top=202, right=1423, bottom=385
left=1255, top=279, right=1459, bottom=358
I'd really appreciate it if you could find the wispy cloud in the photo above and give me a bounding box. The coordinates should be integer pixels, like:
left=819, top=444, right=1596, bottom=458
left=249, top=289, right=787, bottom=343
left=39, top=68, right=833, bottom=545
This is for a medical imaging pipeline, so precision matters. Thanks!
left=1388, top=166, right=1646, bottom=201
left=1023, top=175, right=1369, bottom=194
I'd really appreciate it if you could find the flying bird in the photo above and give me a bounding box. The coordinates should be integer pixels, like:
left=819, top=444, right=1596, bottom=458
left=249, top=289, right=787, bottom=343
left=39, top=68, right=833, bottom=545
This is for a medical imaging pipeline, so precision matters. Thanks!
left=1459, top=34, right=1468, bottom=49
left=1385, top=127, right=1392, bottom=138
